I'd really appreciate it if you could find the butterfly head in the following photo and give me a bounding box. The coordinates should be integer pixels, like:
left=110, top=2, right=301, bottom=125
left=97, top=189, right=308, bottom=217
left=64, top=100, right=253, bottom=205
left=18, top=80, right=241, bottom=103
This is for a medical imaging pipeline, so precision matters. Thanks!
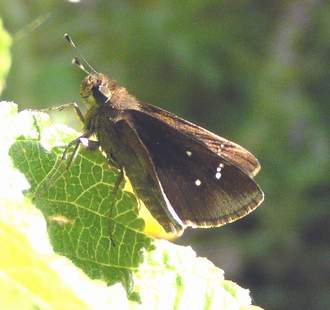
left=80, top=73, right=118, bottom=106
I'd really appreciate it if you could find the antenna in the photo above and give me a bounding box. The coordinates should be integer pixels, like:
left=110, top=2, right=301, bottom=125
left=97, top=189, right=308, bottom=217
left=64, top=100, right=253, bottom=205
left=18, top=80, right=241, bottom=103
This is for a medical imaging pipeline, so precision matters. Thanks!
left=64, top=33, right=98, bottom=74
left=72, top=57, right=89, bottom=74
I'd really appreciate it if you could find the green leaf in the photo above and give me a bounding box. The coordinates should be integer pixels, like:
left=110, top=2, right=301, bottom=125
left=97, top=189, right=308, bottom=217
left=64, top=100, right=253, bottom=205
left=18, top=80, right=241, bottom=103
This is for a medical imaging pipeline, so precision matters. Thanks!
left=3, top=101, right=262, bottom=308
left=0, top=19, right=11, bottom=95
left=8, top=105, right=152, bottom=299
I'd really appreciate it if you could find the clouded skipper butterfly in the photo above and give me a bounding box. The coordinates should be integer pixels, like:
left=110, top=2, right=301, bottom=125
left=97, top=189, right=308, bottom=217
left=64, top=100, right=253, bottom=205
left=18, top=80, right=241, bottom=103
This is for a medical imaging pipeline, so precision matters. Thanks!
left=63, top=34, right=264, bottom=235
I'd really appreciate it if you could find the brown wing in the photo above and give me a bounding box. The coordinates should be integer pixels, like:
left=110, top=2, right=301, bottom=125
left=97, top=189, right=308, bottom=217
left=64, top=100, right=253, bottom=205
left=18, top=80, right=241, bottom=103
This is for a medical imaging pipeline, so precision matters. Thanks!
left=108, top=119, right=185, bottom=234
left=136, top=102, right=261, bottom=177
left=124, top=110, right=264, bottom=228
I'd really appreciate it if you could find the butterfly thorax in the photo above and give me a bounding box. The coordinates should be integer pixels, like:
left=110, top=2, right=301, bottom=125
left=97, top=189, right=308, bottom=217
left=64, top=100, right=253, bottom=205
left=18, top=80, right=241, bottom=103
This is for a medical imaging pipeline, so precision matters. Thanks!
left=80, top=73, right=140, bottom=134
left=80, top=72, right=140, bottom=164
left=80, top=73, right=139, bottom=112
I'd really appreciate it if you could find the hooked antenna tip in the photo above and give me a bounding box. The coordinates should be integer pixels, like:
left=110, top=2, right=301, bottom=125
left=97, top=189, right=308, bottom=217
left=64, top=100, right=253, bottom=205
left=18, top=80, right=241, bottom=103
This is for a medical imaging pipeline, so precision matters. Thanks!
left=72, top=57, right=89, bottom=74
left=72, top=57, right=81, bottom=66
left=64, top=33, right=76, bottom=48
left=64, top=33, right=97, bottom=74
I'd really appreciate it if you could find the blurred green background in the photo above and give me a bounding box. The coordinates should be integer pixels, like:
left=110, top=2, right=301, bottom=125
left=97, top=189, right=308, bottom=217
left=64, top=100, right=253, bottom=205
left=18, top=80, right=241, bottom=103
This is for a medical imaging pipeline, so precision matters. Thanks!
left=1, top=1, right=329, bottom=309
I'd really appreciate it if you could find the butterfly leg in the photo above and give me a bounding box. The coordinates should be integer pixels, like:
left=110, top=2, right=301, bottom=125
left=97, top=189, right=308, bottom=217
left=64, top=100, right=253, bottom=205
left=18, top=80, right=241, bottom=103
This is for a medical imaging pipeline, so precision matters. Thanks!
left=112, top=167, right=125, bottom=196
left=62, top=131, right=94, bottom=168
left=108, top=168, right=125, bottom=247
left=106, top=155, right=127, bottom=201
left=38, top=102, right=85, bottom=123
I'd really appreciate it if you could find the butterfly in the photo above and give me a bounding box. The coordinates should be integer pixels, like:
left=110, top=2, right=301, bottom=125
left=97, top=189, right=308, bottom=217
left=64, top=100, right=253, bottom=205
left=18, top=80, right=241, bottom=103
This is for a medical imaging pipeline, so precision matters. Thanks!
left=64, top=34, right=264, bottom=235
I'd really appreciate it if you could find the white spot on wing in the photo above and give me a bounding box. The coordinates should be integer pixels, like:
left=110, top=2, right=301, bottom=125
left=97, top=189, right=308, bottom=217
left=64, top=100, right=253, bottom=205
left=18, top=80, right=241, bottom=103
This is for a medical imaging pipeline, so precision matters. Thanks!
left=195, top=179, right=202, bottom=186
left=215, top=162, right=224, bottom=180
left=186, top=150, right=192, bottom=157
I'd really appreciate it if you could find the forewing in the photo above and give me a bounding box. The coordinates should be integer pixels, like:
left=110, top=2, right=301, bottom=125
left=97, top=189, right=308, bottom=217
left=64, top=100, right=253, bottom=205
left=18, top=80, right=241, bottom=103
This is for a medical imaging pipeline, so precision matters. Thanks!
left=104, top=119, right=185, bottom=234
left=137, top=103, right=261, bottom=177
left=125, top=110, right=264, bottom=228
